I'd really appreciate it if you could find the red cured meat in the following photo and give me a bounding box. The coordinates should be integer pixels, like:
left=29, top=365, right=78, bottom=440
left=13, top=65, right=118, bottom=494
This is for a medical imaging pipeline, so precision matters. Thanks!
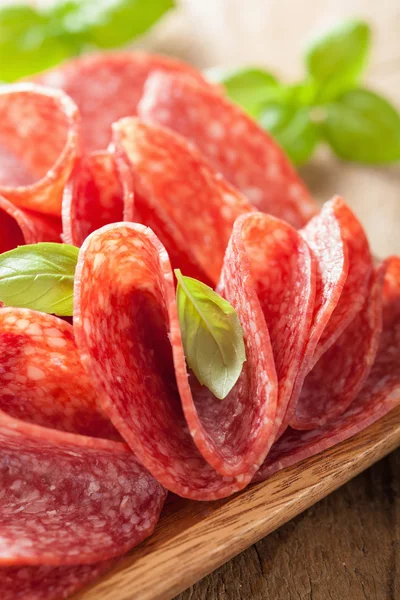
left=0, top=196, right=61, bottom=252
left=0, top=308, right=118, bottom=440
left=289, top=198, right=373, bottom=430
left=74, top=223, right=277, bottom=500
left=0, top=84, right=80, bottom=217
left=0, top=308, right=166, bottom=593
left=309, top=197, right=372, bottom=366
left=293, top=262, right=384, bottom=429
left=138, top=71, right=317, bottom=228
left=112, top=118, right=254, bottom=286
left=224, top=213, right=315, bottom=438
left=34, top=52, right=214, bottom=151
left=62, top=151, right=125, bottom=246
left=0, top=422, right=165, bottom=565
left=255, top=256, right=400, bottom=481
left=2, top=560, right=118, bottom=600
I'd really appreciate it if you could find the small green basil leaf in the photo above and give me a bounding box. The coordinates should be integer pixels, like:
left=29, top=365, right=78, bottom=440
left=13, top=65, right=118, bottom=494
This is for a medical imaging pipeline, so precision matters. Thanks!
left=208, top=67, right=281, bottom=117
left=259, top=104, right=320, bottom=165
left=64, top=0, right=175, bottom=49
left=175, top=269, right=246, bottom=400
left=0, top=243, right=79, bottom=316
left=323, top=88, right=400, bottom=163
left=0, top=6, right=75, bottom=82
left=305, top=20, right=371, bottom=101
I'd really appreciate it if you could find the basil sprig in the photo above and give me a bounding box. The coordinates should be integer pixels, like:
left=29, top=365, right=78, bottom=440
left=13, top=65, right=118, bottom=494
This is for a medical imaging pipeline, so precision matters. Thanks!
left=175, top=269, right=246, bottom=400
left=212, top=19, right=400, bottom=166
left=0, top=243, right=78, bottom=316
left=0, top=0, right=174, bottom=82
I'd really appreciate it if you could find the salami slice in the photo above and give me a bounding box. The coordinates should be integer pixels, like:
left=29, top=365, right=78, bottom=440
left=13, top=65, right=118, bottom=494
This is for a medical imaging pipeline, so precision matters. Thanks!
left=0, top=421, right=166, bottom=565
left=308, top=197, right=372, bottom=366
left=138, top=71, right=317, bottom=228
left=0, top=308, right=119, bottom=440
left=292, top=262, right=383, bottom=429
left=62, top=151, right=125, bottom=246
left=112, top=118, right=254, bottom=286
left=2, top=559, right=118, bottom=600
left=224, top=212, right=315, bottom=437
left=34, top=52, right=214, bottom=151
left=255, top=256, right=400, bottom=481
left=0, top=84, right=80, bottom=216
left=74, top=222, right=277, bottom=500
left=289, top=198, right=373, bottom=430
left=0, top=196, right=61, bottom=253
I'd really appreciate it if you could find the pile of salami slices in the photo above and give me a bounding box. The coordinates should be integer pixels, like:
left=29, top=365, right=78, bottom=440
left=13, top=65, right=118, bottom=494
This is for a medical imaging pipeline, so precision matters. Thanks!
left=0, top=52, right=399, bottom=600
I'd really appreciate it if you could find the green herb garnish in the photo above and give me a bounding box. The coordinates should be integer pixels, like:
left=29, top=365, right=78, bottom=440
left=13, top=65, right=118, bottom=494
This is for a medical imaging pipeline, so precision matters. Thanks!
left=0, top=0, right=174, bottom=82
left=211, top=19, right=400, bottom=166
left=175, top=269, right=246, bottom=399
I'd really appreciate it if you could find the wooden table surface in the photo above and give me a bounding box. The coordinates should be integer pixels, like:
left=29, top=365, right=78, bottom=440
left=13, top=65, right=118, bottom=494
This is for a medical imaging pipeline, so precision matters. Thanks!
left=142, top=1, right=400, bottom=598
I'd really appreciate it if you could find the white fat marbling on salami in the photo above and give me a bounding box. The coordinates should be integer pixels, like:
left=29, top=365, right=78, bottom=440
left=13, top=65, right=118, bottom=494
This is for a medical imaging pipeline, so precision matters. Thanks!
left=0, top=308, right=118, bottom=440
left=138, top=71, right=317, bottom=229
left=112, top=118, right=254, bottom=286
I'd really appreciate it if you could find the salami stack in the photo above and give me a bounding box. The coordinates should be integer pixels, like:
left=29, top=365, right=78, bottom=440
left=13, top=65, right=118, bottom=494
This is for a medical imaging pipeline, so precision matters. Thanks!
left=0, top=51, right=398, bottom=599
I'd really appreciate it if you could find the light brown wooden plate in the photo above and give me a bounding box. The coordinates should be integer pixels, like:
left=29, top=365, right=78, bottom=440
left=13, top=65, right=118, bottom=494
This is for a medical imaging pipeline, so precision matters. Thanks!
left=74, top=404, right=400, bottom=600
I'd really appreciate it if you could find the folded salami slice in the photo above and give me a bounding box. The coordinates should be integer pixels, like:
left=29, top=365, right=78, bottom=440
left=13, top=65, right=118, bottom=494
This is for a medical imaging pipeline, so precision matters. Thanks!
left=307, top=197, right=372, bottom=366
left=293, top=262, right=383, bottom=429
left=0, top=195, right=61, bottom=253
left=112, top=118, right=254, bottom=286
left=62, top=151, right=125, bottom=246
left=255, top=256, right=400, bottom=481
left=34, top=52, right=213, bottom=151
left=224, top=213, right=315, bottom=437
left=0, top=308, right=118, bottom=440
left=0, top=84, right=80, bottom=217
left=74, top=223, right=277, bottom=500
left=2, top=560, right=118, bottom=600
left=138, top=71, right=317, bottom=228
left=289, top=198, right=373, bottom=430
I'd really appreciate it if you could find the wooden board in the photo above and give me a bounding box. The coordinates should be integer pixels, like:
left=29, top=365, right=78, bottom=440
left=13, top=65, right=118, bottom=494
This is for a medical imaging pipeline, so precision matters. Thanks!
left=73, top=403, right=400, bottom=600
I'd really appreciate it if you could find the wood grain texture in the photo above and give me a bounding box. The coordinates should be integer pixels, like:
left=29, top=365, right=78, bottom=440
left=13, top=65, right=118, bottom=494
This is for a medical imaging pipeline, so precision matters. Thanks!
left=74, top=404, right=400, bottom=600
left=176, top=449, right=400, bottom=600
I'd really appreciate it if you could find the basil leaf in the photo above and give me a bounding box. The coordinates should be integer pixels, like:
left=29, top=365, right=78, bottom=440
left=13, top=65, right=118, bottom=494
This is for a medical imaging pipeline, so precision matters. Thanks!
left=259, top=104, right=320, bottom=165
left=175, top=269, right=246, bottom=400
left=305, top=20, right=371, bottom=101
left=0, top=243, right=78, bottom=316
left=0, top=6, right=75, bottom=82
left=323, top=88, right=400, bottom=163
left=62, top=0, right=175, bottom=49
left=209, top=67, right=282, bottom=117
left=0, top=0, right=174, bottom=82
